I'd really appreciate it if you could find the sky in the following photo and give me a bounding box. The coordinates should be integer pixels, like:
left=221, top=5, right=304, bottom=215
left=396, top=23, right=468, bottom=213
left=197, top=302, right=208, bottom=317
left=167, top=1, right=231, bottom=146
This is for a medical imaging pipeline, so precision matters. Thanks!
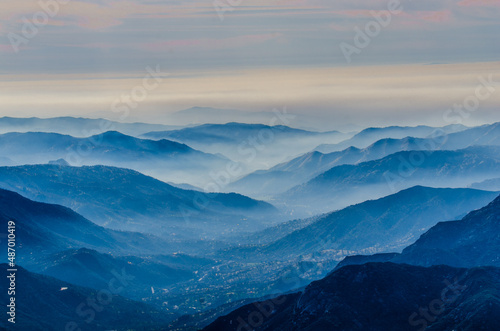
left=0, top=0, right=499, bottom=129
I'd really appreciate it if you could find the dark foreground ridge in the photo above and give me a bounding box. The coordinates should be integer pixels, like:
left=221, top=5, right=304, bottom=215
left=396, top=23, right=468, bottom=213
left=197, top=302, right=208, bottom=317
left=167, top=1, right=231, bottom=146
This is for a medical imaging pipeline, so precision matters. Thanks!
left=204, top=263, right=500, bottom=331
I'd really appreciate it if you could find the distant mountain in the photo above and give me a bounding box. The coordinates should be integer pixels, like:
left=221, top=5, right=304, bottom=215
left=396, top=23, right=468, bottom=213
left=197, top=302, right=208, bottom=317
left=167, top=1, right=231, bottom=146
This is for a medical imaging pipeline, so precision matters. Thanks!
left=0, top=131, right=229, bottom=186
left=143, top=122, right=341, bottom=144
left=142, top=122, right=350, bottom=171
left=279, top=145, right=500, bottom=216
left=0, top=116, right=180, bottom=137
left=227, top=137, right=446, bottom=197
left=247, top=187, right=498, bottom=261
left=470, top=177, right=500, bottom=191
left=165, top=106, right=339, bottom=132
left=0, top=165, right=278, bottom=239
left=167, top=182, right=203, bottom=191
left=439, top=121, right=500, bottom=149
left=226, top=149, right=357, bottom=197
left=229, top=123, right=500, bottom=197
left=48, top=158, right=70, bottom=166
left=0, top=188, right=171, bottom=261
left=315, top=124, right=467, bottom=153
left=0, top=156, right=13, bottom=166
left=0, top=264, right=175, bottom=331
left=167, top=107, right=280, bottom=125
left=204, top=263, right=500, bottom=331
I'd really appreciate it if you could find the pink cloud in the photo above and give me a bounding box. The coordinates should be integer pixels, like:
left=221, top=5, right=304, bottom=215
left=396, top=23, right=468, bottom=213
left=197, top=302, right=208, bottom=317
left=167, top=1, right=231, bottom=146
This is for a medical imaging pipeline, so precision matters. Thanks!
left=65, top=42, right=118, bottom=50
left=458, top=0, right=500, bottom=6
left=336, top=10, right=375, bottom=18
left=417, top=10, right=452, bottom=22
left=330, top=8, right=452, bottom=31
left=0, top=1, right=216, bottom=33
left=0, top=44, right=16, bottom=53
left=142, top=33, right=283, bottom=52
left=329, top=23, right=352, bottom=32
left=66, top=33, right=283, bottom=52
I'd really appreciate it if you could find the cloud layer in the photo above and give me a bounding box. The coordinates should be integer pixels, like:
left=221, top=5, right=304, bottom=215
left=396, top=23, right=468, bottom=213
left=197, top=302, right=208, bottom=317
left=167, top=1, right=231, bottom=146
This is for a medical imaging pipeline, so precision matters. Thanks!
left=0, top=1, right=498, bottom=127
left=0, top=0, right=499, bottom=72
left=1, top=62, right=499, bottom=130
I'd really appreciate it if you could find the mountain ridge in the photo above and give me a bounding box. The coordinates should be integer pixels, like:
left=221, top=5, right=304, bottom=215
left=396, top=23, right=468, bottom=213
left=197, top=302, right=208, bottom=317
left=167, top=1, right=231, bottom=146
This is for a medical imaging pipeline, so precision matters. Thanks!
left=0, top=165, right=278, bottom=240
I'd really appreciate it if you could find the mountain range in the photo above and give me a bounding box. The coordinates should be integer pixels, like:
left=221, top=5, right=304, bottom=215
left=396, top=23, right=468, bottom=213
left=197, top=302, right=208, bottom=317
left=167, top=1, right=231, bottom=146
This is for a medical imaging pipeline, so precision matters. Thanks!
left=470, top=177, right=500, bottom=191
left=2, top=116, right=500, bottom=331
left=278, top=145, right=500, bottom=215
left=0, top=130, right=231, bottom=186
left=0, top=116, right=180, bottom=137
left=223, top=186, right=499, bottom=261
left=0, top=188, right=173, bottom=260
left=315, top=124, right=468, bottom=153
left=0, top=165, right=278, bottom=240
left=164, top=107, right=339, bottom=132
left=229, top=122, right=500, bottom=197
left=142, top=122, right=350, bottom=171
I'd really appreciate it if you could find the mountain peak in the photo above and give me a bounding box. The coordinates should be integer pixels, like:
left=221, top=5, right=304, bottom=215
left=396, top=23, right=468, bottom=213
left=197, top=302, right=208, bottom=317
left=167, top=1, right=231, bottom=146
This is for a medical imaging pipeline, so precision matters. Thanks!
left=48, top=158, right=70, bottom=166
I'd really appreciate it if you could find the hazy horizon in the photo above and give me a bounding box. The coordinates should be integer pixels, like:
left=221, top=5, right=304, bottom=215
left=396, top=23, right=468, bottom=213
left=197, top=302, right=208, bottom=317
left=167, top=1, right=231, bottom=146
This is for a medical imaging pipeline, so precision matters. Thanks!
left=1, top=62, right=499, bottom=131
left=1, top=0, right=499, bottom=130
